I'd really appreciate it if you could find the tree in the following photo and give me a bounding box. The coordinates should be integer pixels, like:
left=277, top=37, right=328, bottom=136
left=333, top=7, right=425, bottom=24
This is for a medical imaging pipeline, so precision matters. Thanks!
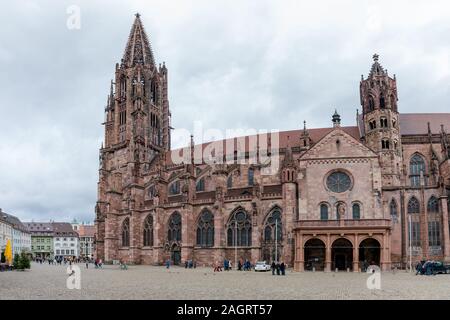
left=20, top=252, right=31, bottom=269
left=13, top=253, right=20, bottom=269
left=0, top=251, right=5, bottom=263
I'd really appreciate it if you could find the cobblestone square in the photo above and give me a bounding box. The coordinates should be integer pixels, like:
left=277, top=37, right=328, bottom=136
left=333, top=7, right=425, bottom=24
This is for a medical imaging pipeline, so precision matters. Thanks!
left=1, top=262, right=450, bottom=299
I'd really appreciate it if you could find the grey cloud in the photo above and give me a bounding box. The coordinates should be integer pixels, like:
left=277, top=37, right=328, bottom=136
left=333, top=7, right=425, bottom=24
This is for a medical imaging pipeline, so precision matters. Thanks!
left=0, top=0, right=448, bottom=222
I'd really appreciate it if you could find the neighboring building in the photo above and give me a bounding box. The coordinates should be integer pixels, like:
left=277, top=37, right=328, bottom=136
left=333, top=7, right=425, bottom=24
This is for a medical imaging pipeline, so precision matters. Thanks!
left=0, top=210, right=31, bottom=256
left=0, top=209, right=13, bottom=253
left=95, top=14, right=450, bottom=271
left=24, top=222, right=54, bottom=259
left=53, top=223, right=79, bottom=259
left=77, top=224, right=95, bottom=258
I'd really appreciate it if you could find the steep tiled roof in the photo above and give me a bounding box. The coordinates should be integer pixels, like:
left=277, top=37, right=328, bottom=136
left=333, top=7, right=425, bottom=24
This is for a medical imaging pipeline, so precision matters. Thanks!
left=52, top=223, right=78, bottom=237
left=0, top=210, right=29, bottom=233
left=165, top=126, right=361, bottom=165
left=77, top=225, right=95, bottom=238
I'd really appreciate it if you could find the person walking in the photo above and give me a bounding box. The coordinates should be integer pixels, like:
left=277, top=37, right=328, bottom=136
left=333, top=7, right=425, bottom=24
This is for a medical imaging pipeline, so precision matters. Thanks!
left=276, top=262, right=280, bottom=275
left=280, top=262, right=286, bottom=276
left=271, top=261, right=276, bottom=275
left=185, top=260, right=188, bottom=269
left=166, top=259, right=170, bottom=269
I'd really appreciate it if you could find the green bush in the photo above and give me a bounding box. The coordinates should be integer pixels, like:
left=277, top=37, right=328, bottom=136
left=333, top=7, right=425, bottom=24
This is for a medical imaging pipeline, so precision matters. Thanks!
left=13, top=253, right=20, bottom=269
left=0, top=252, right=5, bottom=263
left=20, top=252, right=31, bottom=269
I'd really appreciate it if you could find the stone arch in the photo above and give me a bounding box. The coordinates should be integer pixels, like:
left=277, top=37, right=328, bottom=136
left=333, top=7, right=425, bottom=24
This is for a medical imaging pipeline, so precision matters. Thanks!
left=304, top=238, right=326, bottom=271
left=226, top=207, right=252, bottom=247
left=195, top=208, right=214, bottom=247
left=143, top=213, right=154, bottom=247
left=261, top=206, right=283, bottom=262
left=358, top=237, right=381, bottom=268
left=331, top=237, right=354, bottom=271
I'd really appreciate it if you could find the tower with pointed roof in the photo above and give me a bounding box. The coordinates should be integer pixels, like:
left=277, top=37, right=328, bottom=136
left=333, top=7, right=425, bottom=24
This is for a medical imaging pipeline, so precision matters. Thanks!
left=360, top=54, right=402, bottom=187
left=104, top=13, right=170, bottom=153
left=96, top=14, right=171, bottom=262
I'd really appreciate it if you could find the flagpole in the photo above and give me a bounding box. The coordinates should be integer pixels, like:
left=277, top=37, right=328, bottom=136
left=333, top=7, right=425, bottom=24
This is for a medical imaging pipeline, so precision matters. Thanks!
left=235, top=222, right=237, bottom=270
left=275, top=220, right=278, bottom=263
left=409, top=215, right=412, bottom=272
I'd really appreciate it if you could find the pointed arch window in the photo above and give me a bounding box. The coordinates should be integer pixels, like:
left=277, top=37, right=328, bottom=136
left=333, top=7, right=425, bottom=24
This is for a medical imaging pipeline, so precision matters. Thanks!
left=248, top=168, right=254, bottom=186
left=320, top=204, right=329, bottom=220
left=427, top=196, right=441, bottom=248
left=380, top=94, right=386, bottom=109
left=227, top=210, right=252, bottom=247
left=122, top=218, right=130, bottom=247
left=390, top=199, right=398, bottom=223
left=169, top=181, right=180, bottom=195
left=196, top=178, right=205, bottom=192
left=263, top=210, right=282, bottom=242
left=410, top=154, right=426, bottom=187
left=227, top=175, right=233, bottom=189
left=196, top=210, right=214, bottom=247
left=168, top=212, right=182, bottom=242
left=143, top=215, right=153, bottom=247
left=408, top=197, right=421, bottom=247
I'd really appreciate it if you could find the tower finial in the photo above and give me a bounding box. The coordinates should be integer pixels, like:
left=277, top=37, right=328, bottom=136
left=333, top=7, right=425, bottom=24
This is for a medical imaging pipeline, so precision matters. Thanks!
left=373, top=53, right=379, bottom=62
left=332, top=109, right=341, bottom=127
left=135, top=12, right=141, bottom=18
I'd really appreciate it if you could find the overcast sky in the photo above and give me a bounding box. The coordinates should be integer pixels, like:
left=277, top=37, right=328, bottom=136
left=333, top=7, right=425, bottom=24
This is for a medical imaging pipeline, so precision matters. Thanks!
left=0, top=0, right=449, bottom=223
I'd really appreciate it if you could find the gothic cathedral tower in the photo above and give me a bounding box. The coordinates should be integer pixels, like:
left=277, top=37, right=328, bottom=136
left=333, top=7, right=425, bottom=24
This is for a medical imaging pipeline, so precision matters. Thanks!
left=360, top=54, right=402, bottom=187
left=95, top=14, right=170, bottom=262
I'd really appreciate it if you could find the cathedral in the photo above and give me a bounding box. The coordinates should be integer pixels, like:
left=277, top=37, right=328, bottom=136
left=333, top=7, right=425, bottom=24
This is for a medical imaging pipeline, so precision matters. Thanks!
left=95, top=14, right=450, bottom=271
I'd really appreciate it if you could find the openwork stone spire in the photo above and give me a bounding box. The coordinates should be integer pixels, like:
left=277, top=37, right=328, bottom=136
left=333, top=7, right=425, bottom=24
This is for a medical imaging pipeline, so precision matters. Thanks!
left=368, top=53, right=387, bottom=77
left=122, top=13, right=155, bottom=68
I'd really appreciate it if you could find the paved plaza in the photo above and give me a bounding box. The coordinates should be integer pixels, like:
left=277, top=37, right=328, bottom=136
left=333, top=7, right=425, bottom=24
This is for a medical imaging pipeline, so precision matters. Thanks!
left=0, top=262, right=450, bottom=299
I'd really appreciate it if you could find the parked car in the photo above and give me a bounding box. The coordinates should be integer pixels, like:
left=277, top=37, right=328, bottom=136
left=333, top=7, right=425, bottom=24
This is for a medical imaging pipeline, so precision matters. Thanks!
left=254, top=261, right=271, bottom=272
left=417, top=260, right=450, bottom=275
left=430, top=261, right=450, bottom=274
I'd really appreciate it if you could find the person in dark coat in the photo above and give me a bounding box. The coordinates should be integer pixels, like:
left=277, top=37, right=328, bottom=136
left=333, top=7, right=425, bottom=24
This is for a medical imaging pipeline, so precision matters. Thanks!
left=238, top=260, right=242, bottom=271
left=280, top=262, right=286, bottom=275
left=276, top=263, right=280, bottom=275
left=271, top=261, right=276, bottom=275
left=185, top=260, right=188, bottom=269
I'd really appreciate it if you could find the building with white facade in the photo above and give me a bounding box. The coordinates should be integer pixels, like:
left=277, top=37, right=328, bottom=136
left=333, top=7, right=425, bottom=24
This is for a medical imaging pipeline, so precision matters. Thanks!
left=0, top=209, right=31, bottom=255
left=77, top=224, right=95, bottom=258
left=53, top=222, right=79, bottom=258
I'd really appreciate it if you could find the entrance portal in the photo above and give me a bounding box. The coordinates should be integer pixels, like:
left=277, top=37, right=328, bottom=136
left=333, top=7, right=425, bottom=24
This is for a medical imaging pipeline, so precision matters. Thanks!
left=304, top=238, right=326, bottom=271
left=359, top=238, right=381, bottom=270
left=331, top=238, right=353, bottom=271
left=171, top=245, right=181, bottom=265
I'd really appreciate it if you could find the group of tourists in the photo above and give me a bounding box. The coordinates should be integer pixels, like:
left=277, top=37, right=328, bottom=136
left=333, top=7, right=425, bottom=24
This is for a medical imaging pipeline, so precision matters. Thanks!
left=184, top=260, right=197, bottom=269
left=271, top=261, right=286, bottom=275
left=415, top=260, right=438, bottom=276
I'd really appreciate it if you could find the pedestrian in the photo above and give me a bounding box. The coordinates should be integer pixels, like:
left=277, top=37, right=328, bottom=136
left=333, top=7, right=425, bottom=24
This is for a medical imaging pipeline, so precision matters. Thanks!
left=238, top=260, right=242, bottom=271
left=85, top=260, right=89, bottom=269
left=271, top=261, right=276, bottom=275
left=276, top=262, right=280, bottom=275
left=281, top=262, right=286, bottom=275
left=166, top=259, right=170, bottom=269
left=185, top=260, right=188, bottom=269
left=193, top=260, right=197, bottom=269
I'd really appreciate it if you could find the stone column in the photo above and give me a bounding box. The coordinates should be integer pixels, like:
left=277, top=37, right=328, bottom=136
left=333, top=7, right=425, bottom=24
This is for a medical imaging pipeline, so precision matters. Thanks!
left=381, top=232, right=391, bottom=271
left=298, top=233, right=304, bottom=272
left=325, top=233, right=331, bottom=272
left=353, top=233, right=359, bottom=272
left=440, top=196, right=450, bottom=261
